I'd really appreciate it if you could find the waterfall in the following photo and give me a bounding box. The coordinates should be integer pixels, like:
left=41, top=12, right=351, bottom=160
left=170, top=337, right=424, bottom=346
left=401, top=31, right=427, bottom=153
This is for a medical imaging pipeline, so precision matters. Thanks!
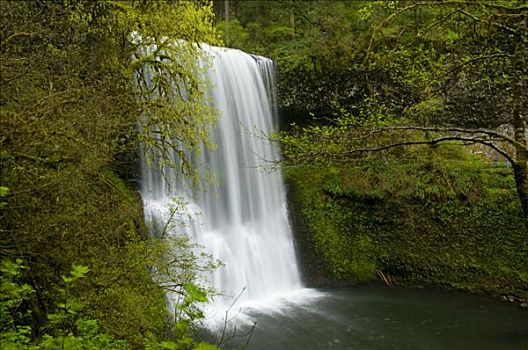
left=140, top=45, right=305, bottom=320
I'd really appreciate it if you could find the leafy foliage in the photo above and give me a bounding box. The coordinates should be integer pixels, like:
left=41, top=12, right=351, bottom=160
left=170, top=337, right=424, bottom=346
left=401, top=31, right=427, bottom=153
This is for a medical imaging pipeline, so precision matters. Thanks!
left=1, top=261, right=125, bottom=349
left=1, top=260, right=218, bottom=349
left=287, top=147, right=527, bottom=298
left=218, top=0, right=527, bottom=129
left=1, top=0, right=221, bottom=347
left=250, top=0, right=528, bottom=219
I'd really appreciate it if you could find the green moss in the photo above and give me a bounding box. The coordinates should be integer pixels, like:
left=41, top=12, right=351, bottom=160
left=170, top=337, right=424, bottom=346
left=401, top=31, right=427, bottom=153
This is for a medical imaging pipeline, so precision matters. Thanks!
left=286, top=145, right=527, bottom=299
left=287, top=167, right=378, bottom=283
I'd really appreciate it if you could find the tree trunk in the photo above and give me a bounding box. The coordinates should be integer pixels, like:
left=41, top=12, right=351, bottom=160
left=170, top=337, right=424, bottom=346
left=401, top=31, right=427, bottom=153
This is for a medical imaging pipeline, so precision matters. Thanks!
left=289, top=0, right=296, bottom=40
left=512, top=162, right=528, bottom=220
left=224, top=0, right=230, bottom=45
left=512, top=35, right=528, bottom=223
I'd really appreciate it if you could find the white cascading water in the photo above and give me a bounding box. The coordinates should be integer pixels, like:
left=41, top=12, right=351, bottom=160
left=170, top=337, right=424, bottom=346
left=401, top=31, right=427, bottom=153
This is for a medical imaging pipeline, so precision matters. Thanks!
left=140, top=45, right=307, bottom=321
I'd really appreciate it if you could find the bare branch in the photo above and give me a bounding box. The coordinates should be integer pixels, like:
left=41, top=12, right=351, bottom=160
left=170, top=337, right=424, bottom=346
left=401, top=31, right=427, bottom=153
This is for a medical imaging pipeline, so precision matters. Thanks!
left=458, top=9, right=517, bottom=34
left=362, top=1, right=523, bottom=66
left=313, top=124, right=524, bottom=151
left=408, top=8, right=461, bottom=47
left=444, top=1, right=528, bottom=13
left=336, top=135, right=515, bottom=164
left=384, top=125, right=525, bottom=150
left=364, top=3, right=423, bottom=64
left=441, top=53, right=513, bottom=78
left=1, top=32, right=36, bottom=46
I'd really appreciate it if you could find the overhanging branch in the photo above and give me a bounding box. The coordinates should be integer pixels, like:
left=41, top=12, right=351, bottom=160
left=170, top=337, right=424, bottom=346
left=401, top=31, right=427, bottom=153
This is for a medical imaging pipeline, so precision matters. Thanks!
left=442, top=53, right=513, bottom=78
left=336, top=135, right=515, bottom=165
left=385, top=125, right=524, bottom=150
left=334, top=125, right=524, bottom=151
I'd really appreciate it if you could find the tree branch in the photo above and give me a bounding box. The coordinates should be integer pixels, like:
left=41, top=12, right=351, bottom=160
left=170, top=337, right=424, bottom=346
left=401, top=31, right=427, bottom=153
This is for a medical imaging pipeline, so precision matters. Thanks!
left=458, top=9, right=517, bottom=34
left=364, top=3, right=423, bottom=65
left=1, top=32, right=35, bottom=46
left=442, top=53, right=513, bottom=78
left=363, top=1, right=522, bottom=66
left=336, top=135, right=515, bottom=165
left=384, top=125, right=525, bottom=150
left=329, top=125, right=524, bottom=151
left=408, top=8, right=461, bottom=47
left=443, top=1, right=528, bottom=13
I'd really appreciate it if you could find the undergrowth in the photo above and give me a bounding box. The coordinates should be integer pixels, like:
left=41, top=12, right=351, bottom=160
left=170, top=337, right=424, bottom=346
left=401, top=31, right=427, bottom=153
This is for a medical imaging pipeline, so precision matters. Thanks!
left=287, top=144, right=527, bottom=299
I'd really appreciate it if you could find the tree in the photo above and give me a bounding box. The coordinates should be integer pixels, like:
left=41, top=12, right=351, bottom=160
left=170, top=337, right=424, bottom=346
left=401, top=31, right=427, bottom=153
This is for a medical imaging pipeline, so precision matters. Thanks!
left=1, top=0, right=220, bottom=344
left=277, top=0, right=528, bottom=222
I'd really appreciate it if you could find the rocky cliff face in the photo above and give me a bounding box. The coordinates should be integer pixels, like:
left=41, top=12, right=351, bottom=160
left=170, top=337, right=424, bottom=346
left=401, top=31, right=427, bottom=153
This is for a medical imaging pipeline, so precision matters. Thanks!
left=468, top=124, right=520, bottom=165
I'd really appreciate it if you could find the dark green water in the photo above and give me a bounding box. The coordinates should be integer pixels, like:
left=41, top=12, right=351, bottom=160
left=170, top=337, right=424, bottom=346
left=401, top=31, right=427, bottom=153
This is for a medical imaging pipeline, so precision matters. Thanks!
left=206, top=286, right=528, bottom=350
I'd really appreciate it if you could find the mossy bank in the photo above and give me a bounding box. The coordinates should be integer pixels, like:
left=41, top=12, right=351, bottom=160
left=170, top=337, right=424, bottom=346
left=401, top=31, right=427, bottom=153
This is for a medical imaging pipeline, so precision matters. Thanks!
left=286, top=145, right=528, bottom=302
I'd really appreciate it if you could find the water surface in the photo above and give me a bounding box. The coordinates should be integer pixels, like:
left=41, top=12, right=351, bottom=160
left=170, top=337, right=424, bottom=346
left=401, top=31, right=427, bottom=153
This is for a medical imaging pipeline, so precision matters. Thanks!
left=207, top=286, right=528, bottom=350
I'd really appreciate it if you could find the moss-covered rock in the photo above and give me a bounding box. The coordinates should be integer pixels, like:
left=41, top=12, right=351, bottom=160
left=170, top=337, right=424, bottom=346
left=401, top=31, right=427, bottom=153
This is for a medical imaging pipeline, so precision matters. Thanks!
left=286, top=145, right=528, bottom=300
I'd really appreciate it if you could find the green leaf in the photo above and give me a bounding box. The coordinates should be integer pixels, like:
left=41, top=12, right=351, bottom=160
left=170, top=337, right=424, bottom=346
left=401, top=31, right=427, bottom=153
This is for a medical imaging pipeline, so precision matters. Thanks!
left=194, top=342, right=219, bottom=350
left=0, top=186, right=9, bottom=197
left=62, top=264, right=90, bottom=284
left=70, top=264, right=90, bottom=279
left=183, top=283, right=208, bottom=303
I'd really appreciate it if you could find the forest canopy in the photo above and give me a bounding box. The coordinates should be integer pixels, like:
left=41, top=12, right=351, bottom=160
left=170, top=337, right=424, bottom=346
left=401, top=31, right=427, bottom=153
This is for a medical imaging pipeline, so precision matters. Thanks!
left=214, top=0, right=527, bottom=221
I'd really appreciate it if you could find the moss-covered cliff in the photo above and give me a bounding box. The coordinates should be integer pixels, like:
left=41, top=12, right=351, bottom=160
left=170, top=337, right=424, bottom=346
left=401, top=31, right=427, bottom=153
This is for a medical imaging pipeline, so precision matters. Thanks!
left=286, top=145, right=528, bottom=301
